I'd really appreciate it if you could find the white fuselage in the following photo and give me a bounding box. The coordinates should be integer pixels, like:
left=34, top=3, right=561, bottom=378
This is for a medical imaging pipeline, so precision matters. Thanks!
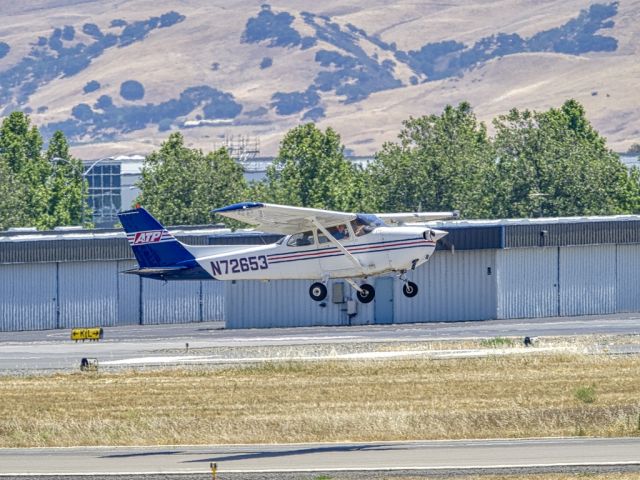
left=192, top=227, right=438, bottom=281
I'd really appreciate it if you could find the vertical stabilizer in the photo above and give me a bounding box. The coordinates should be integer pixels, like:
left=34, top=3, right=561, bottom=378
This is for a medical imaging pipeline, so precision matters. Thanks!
left=118, top=208, right=196, bottom=268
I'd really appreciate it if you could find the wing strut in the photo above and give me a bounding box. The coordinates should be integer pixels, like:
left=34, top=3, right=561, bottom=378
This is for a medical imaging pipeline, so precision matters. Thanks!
left=309, top=217, right=363, bottom=272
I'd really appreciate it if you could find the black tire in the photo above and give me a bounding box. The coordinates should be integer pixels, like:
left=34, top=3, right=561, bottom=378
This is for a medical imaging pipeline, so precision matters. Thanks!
left=309, top=282, right=327, bottom=301
left=356, top=283, right=375, bottom=303
left=402, top=281, right=418, bottom=298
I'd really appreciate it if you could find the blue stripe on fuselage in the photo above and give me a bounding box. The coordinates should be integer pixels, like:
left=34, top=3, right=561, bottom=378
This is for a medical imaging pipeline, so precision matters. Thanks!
left=267, top=241, right=435, bottom=265
left=266, top=236, right=426, bottom=260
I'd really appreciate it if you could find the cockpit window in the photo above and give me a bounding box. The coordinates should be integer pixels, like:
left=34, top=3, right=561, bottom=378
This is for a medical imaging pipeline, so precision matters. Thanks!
left=351, top=214, right=381, bottom=236
left=287, top=230, right=315, bottom=247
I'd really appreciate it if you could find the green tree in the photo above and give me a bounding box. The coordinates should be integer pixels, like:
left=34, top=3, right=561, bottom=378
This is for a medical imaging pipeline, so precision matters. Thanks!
left=0, top=156, right=29, bottom=230
left=261, top=123, right=365, bottom=211
left=369, top=102, right=496, bottom=217
left=0, top=112, right=50, bottom=227
left=0, top=112, right=88, bottom=229
left=493, top=100, right=640, bottom=217
left=136, top=132, right=247, bottom=225
left=43, top=131, right=89, bottom=228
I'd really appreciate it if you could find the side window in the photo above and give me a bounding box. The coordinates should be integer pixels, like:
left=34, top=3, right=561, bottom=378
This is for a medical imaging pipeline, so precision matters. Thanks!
left=330, top=224, right=349, bottom=240
left=287, top=231, right=315, bottom=247
left=318, top=224, right=349, bottom=243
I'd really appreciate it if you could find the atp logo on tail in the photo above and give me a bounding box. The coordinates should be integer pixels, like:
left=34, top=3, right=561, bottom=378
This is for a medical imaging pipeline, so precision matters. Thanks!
left=133, top=231, right=164, bottom=244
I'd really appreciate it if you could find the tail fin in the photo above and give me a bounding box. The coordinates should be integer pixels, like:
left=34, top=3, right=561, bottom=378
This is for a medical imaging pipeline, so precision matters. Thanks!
left=118, top=208, right=196, bottom=269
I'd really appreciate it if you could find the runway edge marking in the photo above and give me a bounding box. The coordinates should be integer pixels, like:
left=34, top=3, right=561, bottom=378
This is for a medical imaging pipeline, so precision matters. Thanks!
left=3, top=461, right=640, bottom=476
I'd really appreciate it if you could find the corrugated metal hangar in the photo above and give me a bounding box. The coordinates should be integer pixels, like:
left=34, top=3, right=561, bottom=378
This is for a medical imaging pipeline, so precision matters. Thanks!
left=0, top=226, right=226, bottom=332
left=1, top=216, right=640, bottom=332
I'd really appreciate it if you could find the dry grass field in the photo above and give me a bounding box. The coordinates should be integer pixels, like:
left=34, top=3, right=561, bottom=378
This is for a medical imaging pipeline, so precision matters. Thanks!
left=377, top=475, right=640, bottom=480
left=1, top=353, right=639, bottom=447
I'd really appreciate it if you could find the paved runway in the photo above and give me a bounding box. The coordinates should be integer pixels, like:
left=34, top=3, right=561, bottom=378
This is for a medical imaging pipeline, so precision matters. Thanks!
left=0, top=314, right=639, bottom=372
left=1, top=438, right=639, bottom=475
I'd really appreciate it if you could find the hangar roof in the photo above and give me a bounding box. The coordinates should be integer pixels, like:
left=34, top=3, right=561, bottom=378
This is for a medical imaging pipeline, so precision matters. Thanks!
left=429, top=215, right=640, bottom=250
left=0, top=225, right=228, bottom=264
left=2, top=215, right=640, bottom=263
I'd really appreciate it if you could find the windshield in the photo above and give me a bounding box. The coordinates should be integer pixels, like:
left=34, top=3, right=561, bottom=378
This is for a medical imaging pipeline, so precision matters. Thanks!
left=351, top=214, right=383, bottom=237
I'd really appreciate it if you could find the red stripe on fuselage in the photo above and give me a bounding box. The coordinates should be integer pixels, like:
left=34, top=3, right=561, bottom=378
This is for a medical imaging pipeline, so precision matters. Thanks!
left=266, top=239, right=434, bottom=262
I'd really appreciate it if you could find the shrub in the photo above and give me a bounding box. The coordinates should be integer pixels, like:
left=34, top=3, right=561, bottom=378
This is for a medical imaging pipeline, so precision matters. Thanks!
left=575, top=385, right=596, bottom=404
left=95, top=95, right=113, bottom=110
left=62, top=26, right=75, bottom=41
left=300, top=36, right=317, bottom=49
left=202, top=97, right=242, bottom=119
left=159, top=11, right=185, bottom=28
left=62, top=56, right=91, bottom=76
left=71, top=103, right=94, bottom=121
left=82, top=23, right=103, bottom=38
left=49, top=29, right=63, bottom=51
left=302, top=107, right=325, bottom=121
left=260, top=57, right=273, bottom=69
left=480, top=337, right=515, bottom=348
left=83, top=80, right=101, bottom=94
left=0, top=42, right=9, bottom=59
left=242, top=7, right=301, bottom=47
left=120, top=80, right=145, bottom=101
left=271, top=88, right=319, bottom=115
left=626, top=143, right=640, bottom=155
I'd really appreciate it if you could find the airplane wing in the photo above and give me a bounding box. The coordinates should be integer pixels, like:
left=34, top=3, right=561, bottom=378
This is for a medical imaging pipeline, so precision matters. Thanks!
left=376, top=210, right=460, bottom=225
left=212, top=202, right=357, bottom=234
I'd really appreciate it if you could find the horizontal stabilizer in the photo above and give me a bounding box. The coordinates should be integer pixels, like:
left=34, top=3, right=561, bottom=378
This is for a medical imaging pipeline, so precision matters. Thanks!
left=122, top=265, right=211, bottom=280
left=123, top=266, right=189, bottom=275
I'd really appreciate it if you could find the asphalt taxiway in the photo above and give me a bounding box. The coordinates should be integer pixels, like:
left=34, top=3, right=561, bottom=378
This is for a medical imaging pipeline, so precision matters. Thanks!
left=1, top=437, right=639, bottom=476
left=0, top=314, right=638, bottom=372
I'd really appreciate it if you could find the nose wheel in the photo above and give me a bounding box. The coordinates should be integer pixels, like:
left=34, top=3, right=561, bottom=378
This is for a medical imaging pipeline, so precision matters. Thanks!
left=309, top=282, right=328, bottom=301
left=402, top=281, right=418, bottom=298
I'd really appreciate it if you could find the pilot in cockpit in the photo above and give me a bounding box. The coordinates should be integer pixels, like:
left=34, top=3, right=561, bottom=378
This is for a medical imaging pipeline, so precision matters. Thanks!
left=333, top=224, right=348, bottom=240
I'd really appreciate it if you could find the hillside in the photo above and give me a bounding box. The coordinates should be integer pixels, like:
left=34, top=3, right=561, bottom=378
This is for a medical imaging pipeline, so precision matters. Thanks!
left=1, top=0, right=638, bottom=158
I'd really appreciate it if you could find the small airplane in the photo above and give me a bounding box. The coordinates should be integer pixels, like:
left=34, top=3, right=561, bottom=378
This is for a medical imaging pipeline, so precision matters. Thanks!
left=118, top=202, right=456, bottom=303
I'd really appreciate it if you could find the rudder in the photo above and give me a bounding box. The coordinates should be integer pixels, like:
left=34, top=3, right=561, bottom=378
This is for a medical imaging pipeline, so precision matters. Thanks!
left=118, top=208, right=196, bottom=268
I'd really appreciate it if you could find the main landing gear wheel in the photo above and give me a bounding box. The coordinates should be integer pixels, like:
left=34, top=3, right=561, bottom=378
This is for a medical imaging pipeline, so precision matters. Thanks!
left=309, top=282, right=328, bottom=301
left=402, top=281, right=418, bottom=298
left=356, top=283, right=375, bottom=303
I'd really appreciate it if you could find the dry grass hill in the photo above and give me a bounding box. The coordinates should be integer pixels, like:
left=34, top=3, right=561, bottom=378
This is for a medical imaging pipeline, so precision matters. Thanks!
left=1, top=0, right=639, bottom=158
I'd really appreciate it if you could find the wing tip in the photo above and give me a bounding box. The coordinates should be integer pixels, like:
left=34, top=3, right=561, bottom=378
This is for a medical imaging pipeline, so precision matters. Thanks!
left=212, top=202, right=265, bottom=214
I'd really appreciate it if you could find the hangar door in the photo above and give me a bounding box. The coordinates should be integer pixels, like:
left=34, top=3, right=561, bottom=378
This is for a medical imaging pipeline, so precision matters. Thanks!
left=374, top=277, right=394, bottom=324
left=559, top=245, right=615, bottom=316
left=497, top=248, right=559, bottom=319
left=58, top=261, right=119, bottom=328
left=0, top=263, right=57, bottom=331
left=616, top=244, right=640, bottom=312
